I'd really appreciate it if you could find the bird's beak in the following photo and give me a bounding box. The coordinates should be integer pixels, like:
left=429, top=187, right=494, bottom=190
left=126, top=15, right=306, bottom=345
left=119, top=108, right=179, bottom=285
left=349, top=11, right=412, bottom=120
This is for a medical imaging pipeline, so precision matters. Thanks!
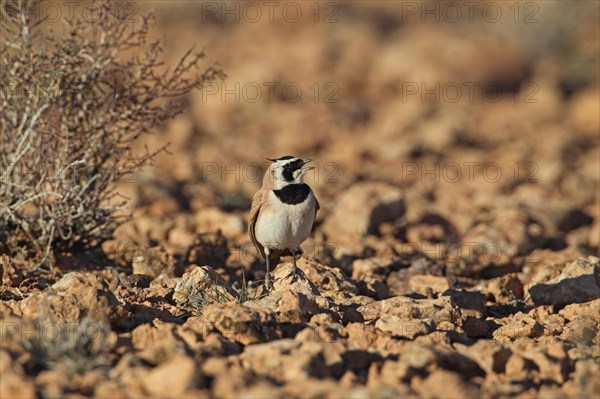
left=301, top=159, right=315, bottom=171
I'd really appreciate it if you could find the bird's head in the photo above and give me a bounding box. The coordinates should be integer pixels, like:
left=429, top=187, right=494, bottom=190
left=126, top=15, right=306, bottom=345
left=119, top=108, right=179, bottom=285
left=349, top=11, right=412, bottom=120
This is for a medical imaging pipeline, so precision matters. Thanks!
left=265, top=155, right=315, bottom=188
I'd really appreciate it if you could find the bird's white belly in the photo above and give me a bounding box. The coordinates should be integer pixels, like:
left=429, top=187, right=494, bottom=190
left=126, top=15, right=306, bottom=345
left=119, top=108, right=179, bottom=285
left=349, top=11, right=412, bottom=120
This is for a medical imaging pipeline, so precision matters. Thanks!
left=255, top=191, right=315, bottom=250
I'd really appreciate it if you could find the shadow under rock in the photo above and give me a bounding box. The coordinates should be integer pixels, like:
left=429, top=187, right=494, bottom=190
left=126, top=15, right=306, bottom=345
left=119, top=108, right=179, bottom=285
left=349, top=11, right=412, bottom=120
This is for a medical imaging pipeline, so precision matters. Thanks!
left=486, top=300, right=531, bottom=319
left=118, top=303, right=184, bottom=332
left=528, top=273, right=600, bottom=309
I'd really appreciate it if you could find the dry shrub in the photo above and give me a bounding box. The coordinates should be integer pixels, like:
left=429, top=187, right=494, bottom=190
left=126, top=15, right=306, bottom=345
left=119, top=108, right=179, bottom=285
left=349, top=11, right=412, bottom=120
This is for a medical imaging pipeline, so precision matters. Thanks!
left=0, top=0, right=225, bottom=269
left=22, top=318, right=113, bottom=377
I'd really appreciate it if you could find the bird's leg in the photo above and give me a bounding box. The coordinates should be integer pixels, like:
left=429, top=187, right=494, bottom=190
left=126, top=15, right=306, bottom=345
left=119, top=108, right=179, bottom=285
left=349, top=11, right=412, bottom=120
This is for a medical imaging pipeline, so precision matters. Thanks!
left=285, top=246, right=302, bottom=283
left=264, top=248, right=271, bottom=291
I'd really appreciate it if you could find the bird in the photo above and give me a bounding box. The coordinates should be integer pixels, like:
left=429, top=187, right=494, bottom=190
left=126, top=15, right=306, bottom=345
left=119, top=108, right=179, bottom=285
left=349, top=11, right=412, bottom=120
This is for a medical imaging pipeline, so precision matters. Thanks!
left=249, top=156, right=320, bottom=290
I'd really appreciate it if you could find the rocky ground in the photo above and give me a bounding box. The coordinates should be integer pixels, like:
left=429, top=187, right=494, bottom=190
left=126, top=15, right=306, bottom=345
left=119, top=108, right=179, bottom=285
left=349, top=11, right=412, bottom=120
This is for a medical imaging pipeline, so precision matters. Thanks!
left=1, top=1, right=599, bottom=398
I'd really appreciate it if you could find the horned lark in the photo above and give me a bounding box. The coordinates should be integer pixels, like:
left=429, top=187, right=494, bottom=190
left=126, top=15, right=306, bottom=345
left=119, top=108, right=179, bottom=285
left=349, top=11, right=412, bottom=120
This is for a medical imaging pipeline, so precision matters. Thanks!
left=249, top=156, right=319, bottom=289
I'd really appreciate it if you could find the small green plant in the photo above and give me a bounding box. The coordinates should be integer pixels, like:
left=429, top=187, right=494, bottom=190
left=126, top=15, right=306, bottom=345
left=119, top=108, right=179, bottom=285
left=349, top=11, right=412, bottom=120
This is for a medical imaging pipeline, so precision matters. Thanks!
left=235, top=271, right=268, bottom=303
left=176, top=275, right=234, bottom=318
left=175, top=271, right=268, bottom=318
left=0, top=0, right=224, bottom=270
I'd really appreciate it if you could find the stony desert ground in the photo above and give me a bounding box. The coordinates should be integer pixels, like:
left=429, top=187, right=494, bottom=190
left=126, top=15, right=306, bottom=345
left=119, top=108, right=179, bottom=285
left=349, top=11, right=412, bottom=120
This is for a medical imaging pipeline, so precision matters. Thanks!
left=1, top=1, right=600, bottom=398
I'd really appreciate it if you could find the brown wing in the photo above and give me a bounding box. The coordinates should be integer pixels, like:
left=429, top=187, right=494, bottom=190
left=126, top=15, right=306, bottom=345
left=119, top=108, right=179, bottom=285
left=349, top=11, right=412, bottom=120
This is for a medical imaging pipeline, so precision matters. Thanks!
left=249, top=188, right=267, bottom=259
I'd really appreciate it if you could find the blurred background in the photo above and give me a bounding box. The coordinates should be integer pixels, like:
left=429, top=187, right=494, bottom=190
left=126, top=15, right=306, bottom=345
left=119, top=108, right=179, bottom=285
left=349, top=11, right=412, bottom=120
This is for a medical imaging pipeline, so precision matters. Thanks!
left=109, top=0, right=598, bottom=277
left=2, top=3, right=599, bottom=398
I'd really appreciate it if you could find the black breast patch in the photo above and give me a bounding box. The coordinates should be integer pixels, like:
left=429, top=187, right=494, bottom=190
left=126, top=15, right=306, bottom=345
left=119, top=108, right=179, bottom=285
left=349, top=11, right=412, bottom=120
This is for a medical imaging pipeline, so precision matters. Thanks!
left=273, top=184, right=311, bottom=205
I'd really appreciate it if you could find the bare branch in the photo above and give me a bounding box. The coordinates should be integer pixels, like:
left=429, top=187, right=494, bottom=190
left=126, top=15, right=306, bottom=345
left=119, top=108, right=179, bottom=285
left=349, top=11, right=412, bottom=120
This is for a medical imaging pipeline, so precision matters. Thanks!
left=0, top=0, right=224, bottom=268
